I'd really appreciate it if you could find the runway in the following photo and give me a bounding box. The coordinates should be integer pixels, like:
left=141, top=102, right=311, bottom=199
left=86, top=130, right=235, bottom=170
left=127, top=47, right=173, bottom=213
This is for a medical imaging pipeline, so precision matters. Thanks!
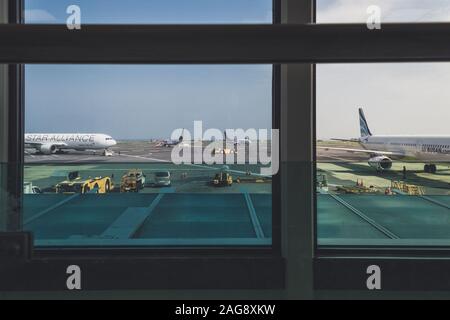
left=25, top=140, right=272, bottom=164
left=24, top=140, right=450, bottom=196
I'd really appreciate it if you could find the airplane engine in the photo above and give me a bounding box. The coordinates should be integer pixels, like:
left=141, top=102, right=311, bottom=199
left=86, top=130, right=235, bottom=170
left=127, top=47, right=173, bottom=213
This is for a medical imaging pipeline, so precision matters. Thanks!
left=368, top=156, right=393, bottom=171
left=39, top=144, right=58, bottom=154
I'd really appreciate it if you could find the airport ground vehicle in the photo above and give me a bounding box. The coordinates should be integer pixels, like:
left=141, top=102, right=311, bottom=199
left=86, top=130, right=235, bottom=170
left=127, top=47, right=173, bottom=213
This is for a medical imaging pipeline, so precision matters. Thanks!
left=103, top=149, right=114, bottom=157
left=154, top=171, right=171, bottom=187
left=56, top=176, right=114, bottom=194
left=24, top=182, right=42, bottom=194
left=213, top=172, right=233, bottom=187
left=316, top=173, right=329, bottom=193
left=120, top=170, right=146, bottom=192
left=391, top=180, right=425, bottom=196
left=212, top=147, right=236, bottom=155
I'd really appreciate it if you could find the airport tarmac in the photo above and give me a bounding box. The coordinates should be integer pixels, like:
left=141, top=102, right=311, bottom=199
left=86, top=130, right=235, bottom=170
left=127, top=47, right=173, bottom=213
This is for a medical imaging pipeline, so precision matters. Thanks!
left=24, top=139, right=366, bottom=165
left=21, top=140, right=450, bottom=246
left=25, top=140, right=271, bottom=164
left=317, top=141, right=450, bottom=195
left=26, top=141, right=175, bottom=164
left=24, top=140, right=273, bottom=195
left=24, top=140, right=450, bottom=195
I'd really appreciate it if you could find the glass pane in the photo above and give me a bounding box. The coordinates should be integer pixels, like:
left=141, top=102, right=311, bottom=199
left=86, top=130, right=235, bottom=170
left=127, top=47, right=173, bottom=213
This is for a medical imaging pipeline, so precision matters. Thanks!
left=24, top=65, right=275, bottom=247
left=25, top=0, right=273, bottom=24
left=317, top=0, right=450, bottom=23
left=317, top=63, right=450, bottom=247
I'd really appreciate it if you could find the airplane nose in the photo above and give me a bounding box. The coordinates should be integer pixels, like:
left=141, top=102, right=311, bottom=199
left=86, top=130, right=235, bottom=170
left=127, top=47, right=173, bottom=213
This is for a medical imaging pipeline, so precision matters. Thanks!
left=110, top=139, right=117, bottom=146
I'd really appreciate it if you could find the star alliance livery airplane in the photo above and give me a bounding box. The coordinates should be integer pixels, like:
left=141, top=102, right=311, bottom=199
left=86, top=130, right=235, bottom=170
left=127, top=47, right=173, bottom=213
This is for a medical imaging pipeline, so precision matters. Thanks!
left=25, top=133, right=117, bottom=155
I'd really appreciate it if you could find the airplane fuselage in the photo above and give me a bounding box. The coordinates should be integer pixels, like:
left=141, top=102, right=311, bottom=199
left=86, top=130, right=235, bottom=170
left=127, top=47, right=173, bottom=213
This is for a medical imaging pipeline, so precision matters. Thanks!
left=361, top=135, right=450, bottom=162
left=25, top=133, right=117, bottom=154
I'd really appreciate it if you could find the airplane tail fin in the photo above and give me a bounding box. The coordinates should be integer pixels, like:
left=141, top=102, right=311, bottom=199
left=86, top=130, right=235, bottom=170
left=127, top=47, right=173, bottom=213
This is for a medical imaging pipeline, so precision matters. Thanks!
left=359, top=108, right=372, bottom=137
left=179, top=129, right=184, bottom=142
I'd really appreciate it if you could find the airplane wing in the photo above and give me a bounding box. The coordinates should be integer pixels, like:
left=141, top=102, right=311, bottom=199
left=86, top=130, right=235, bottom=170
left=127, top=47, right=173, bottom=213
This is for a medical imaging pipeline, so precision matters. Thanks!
left=317, top=146, right=405, bottom=157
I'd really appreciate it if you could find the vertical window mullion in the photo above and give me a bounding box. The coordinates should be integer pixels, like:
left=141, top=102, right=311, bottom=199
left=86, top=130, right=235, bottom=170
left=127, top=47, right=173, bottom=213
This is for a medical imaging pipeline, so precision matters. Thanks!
left=280, top=0, right=315, bottom=299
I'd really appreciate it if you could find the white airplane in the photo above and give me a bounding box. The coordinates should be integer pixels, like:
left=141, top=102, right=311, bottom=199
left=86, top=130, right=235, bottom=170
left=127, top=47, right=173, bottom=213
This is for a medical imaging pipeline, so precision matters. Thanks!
left=157, top=129, right=185, bottom=147
left=25, top=133, right=117, bottom=155
left=319, top=108, right=450, bottom=173
left=224, top=131, right=252, bottom=146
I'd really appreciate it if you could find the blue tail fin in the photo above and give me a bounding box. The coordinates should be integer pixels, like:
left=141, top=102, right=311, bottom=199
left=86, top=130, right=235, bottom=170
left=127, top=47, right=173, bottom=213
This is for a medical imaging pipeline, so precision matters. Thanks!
left=359, top=108, right=372, bottom=137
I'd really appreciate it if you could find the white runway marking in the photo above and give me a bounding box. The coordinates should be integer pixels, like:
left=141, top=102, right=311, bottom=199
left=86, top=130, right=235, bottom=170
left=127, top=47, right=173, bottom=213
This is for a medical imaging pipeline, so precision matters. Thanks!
left=119, top=153, right=169, bottom=163
left=66, top=157, right=101, bottom=163
left=28, top=156, right=53, bottom=162
left=183, top=163, right=270, bottom=177
left=321, top=155, right=359, bottom=163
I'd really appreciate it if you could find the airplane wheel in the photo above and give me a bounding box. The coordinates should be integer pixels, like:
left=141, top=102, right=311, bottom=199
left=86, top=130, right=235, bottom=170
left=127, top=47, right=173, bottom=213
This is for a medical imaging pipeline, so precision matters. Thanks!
left=105, top=180, right=110, bottom=192
left=430, top=164, right=437, bottom=174
left=424, top=164, right=430, bottom=173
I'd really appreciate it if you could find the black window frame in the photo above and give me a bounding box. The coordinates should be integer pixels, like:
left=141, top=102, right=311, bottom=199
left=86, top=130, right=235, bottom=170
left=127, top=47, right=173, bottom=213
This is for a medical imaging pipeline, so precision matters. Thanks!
left=2, top=0, right=450, bottom=293
left=309, top=1, right=450, bottom=292
left=0, top=0, right=286, bottom=291
left=14, top=0, right=282, bottom=257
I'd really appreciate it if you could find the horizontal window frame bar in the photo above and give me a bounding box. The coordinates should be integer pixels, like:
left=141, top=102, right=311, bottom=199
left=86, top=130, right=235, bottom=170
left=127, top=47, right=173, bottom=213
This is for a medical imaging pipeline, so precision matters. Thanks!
left=1, top=23, right=450, bottom=63
left=314, top=257, right=450, bottom=291
left=317, top=246, right=450, bottom=258
left=0, top=256, right=285, bottom=291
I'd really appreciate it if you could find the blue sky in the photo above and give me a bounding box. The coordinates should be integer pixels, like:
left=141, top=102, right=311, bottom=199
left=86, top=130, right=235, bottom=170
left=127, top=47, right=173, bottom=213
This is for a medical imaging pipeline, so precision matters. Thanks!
left=317, top=0, right=450, bottom=139
left=24, top=0, right=272, bottom=139
left=25, top=65, right=272, bottom=140
left=25, top=1, right=450, bottom=139
left=25, top=0, right=273, bottom=24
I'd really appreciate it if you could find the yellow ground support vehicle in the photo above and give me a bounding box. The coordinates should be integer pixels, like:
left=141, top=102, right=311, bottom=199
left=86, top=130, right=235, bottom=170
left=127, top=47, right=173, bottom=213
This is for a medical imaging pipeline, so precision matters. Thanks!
left=391, top=180, right=425, bottom=196
left=120, top=170, right=146, bottom=192
left=56, top=176, right=114, bottom=194
left=213, top=172, right=233, bottom=187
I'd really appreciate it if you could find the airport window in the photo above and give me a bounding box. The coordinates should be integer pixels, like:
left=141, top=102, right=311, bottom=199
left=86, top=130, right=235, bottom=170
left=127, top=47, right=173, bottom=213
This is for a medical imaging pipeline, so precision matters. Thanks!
left=23, top=65, right=276, bottom=247
left=6, top=0, right=450, bottom=295
left=316, top=63, right=450, bottom=247
left=15, top=0, right=278, bottom=249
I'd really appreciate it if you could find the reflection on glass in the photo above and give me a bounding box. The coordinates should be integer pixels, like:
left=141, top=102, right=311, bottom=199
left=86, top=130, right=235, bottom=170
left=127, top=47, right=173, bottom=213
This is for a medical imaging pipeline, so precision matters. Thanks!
left=24, top=163, right=273, bottom=246
left=23, top=65, right=274, bottom=247
left=317, top=63, right=450, bottom=246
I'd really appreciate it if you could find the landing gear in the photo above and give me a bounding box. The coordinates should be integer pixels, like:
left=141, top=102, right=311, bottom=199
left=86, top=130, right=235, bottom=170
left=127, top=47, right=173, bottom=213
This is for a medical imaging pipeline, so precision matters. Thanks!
left=431, top=165, right=437, bottom=173
left=424, top=164, right=437, bottom=174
